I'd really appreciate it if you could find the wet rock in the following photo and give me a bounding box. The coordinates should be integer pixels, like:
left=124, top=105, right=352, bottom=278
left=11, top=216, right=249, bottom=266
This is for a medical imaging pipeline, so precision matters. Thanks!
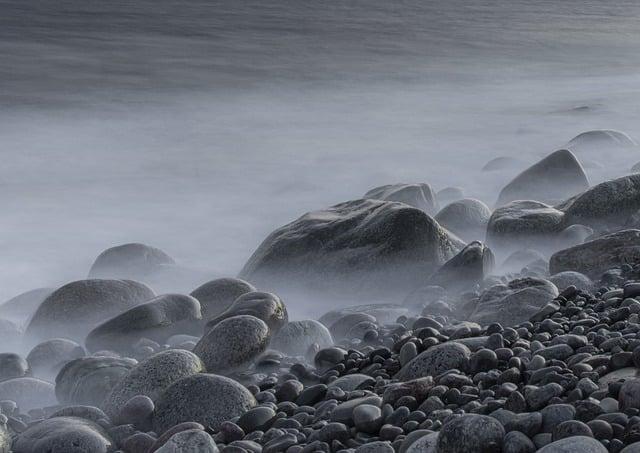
left=328, top=374, right=375, bottom=392
left=436, top=414, right=505, bottom=453
left=364, top=183, right=439, bottom=214
left=536, top=435, right=607, bottom=453
left=25, top=279, right=155, bottom=343
left=195, top=315, right=270, bottom=374
left=153, top=373, right=256, bottom=434
left=427, top=241, right=495, bottom=291
left=239, top=199, right=464, bottom=299
left=496, top=149, right=588, bottom=206
left=434, top=198, right=492, bottom=241
left=395, top=342, right=471, bottom=381
left=190, top=278, right=256, bottom=320
left=12, top=416, right=114, bottom=453
left=270, top=320, right=333, bottom=358
left=85, top=293, right=202, bottom=354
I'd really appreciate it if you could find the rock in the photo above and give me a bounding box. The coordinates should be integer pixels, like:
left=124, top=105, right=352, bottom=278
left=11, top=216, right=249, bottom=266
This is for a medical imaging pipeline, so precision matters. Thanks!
left=487, top=200, right=565, bottom=250
left=319, top=304, right=408, bottom=326
left=270, top=320, right=333, bottom=358
left=0, top=319, right=23, bottom=352
left=470, top=277, right=558, bottom=327
left=0, top=288, right=53, bottom=327
left=0, top=377, right=56, bottom=411
left=102, top=349, right=204, bottom=418
left=427, top=241, right=494, bottom=291
left=549, top=271, right=593, bottom=292
left=0, top=353, right=29, bottom=382
left=89, top=242, right=175, bottom=279
left=619, top=379, right=640, bottom=411
left=536, top=436, right=607, bottom=453
left=12, top=416, right=114, bottom=453
left=328, top=374, right=375, bottom=392
left=330, top=395, right=382, bottom=425
left=556, top=224, right=593, bottom=248
left=503, top=431, right=536, bottom=453
left=566, top=130, right=636, bottom=155
left=328, top=313, right=376, bottom=340
left=550, top=229, right=640, bottom=278
left=495, top=149, right=588, bottom=206
left=364, top=183, right=438, bottom=214
left=436, top=414, right=505, bottom=453
left=25, top=279, right=155, bottom=343
left=114, top=394, right=154, bottom=429
left=85, top=293, right=202, bottom=354
left=194, top=315, right=270, bottom=374
left=552, top=420, right=593, bottom=441
left=27, top=338, right=85, bottom=380
left=501, top=249, right=546, bottom=272
left=238, top=199, right=464, bottom=300
left=355, top=441, right=395, bottom=453
left=153, top=373, right=256, bottom=434
left=155, top=429, right=218, bottom=453
left=49, top=405, right=110, bottom=425
left=190, top=278, right=256, bottom=320
left=55, top=356, right=137, bottom=407
left=558, top=174, right=640, bottom=228
left=437, top=187, right=465, bottom=205
left=395, top=342, right=471, bottom=381
left=404, top=431, right=439, bottom=453
left=482, top=156, right=524, bottom=172
left=434, top=199, right=492, bottom=241
left=205, top=291, right=287, bottom=334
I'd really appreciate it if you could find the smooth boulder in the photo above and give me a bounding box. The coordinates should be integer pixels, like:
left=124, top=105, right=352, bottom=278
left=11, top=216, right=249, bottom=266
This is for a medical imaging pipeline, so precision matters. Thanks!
left=434, top=198, right=492, bottom=241
left=436, top=414, right=505, bottom=453
left=270, top=320, right=333, bottom=358
left=427, top=241, right=494, bottom=291
left=0, top=287, right=53, bottom=327
left=88, top=242, right=175, bottom=279
left=395, top=342, right=471, bottom=381
left=27, top=338, right=85, bottom=379
left=0, top=377, right=56, bottom=411
left=205, top=291, right=287, bottom=334
left=12, top=416, right=114, bottom=453
left=364, top=183, right=438, bottom=214
left=190, top=278, right=255, bottom=320
left=537, top=436, right=607, bottom=453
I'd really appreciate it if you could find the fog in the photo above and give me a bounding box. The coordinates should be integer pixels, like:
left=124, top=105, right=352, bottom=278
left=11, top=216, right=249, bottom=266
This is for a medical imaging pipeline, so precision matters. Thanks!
left=2, top=0, right=640, bottom=305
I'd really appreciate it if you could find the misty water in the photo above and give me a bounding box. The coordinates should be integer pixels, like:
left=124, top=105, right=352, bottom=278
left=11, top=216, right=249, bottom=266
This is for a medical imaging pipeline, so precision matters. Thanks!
left=3, top=0, right=640, bottom=309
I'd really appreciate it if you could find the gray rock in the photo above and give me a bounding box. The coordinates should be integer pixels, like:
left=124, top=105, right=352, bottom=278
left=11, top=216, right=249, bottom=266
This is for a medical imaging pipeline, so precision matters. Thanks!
left=0, top=423, right=10, bottom=453
left=205, top=291, right=287, bottom=334
left=330, top=395, right=382, bottom=425
left=114, top=394, right=154, bottom=428
left=153, top=373, right=256, bottom=434
left=85, top=293, right=202, bottom=354
left=471, top=277, right=558, bottom=327
left=536, top=436, right=607, bottom=453
left=270, top=320, right=333, bottom=358
left=364, top=183, right=439, bottom=214
left=13, top=416, right=114, bottom=453
left=434, top=198, right=491, bottom=241
left=482, top=156, right=524, bottom=172
left=353, top=404, right=382, bottom=434
left=195, top=315, right=270, bottom=374
left=503, top=431, right=536, bottom=453
left=549, top=271, right=593, bottom=292
left=566, top=130, right=636, bottom=155
left=238, top=199, right=464, bottom=299
left=395, top=342, right=471, bottom=381
left=49, top=405, right=110, bottom=425
left=102, top=349, right=204, bottom=418
left=0, top=288, right=53, bottom=327
left=355, top=441, right=395, bottom=453
left=622, top=443, right=640, bottom=453
left=501, top=249, right=546, bottom=272
left=619, top=379, right=640, bottom=411
left=89, top=242, right=175, bottom=280
left=557, top=224, right=593, bottom=248
left=319, top=304, right=409, bottom=326
left=190, top=278, right=256, bottom=320
left=550, top=229, right=640, bottom=279
left=437, top=187, right=465, bottom=205
left=427, top=241, right=494, bottom=291
left=0, top=377, right=56, bottom=411
left=155, top=428, right=218, bottom=453
left=25, top=279, right=155, bottom=343
left=0, top=353, right=29, bottom=382
left=55, top=356, right=137, bottom=407
left=496, top=149, right=588, bottom=206
left=328, top=374, right=375, bottom=391
left=328, top=313, right=376, bottom=340
left=436, top=414, right=505, bottom=453
left=404, top=431, right=439, bottom=453
left=487, top=200, right=565, bottom=250
left=526, top=383, right=564, bottom=411
left=27, top=338, right=85, bottom=380
left=0, top=319, right=23, bottom=352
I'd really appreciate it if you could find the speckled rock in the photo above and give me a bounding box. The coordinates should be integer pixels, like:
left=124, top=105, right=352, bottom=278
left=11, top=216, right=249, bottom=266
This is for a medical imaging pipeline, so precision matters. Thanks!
left=364, top=183, right=439, bottom=214
left=153, top=373, right=256, bottom=434
left=434, top=198, right=492, bottom=241
left=0, top=377, right=56, bottom=411
left=436, top=414, right=505, bottom=453
left=270, top=320, right=333, bottom=358
left=395, top=342, right=471, bottom=381
left=427, top=241, right=494, bottom=291
left=155, top=428, right=218, bottom=453
left=549, top=271, right=593, bottom=292
left=536, top=436, right=607, bottom=453
left=205, top=292, right=287, bottom=334
left=12, top=416, right=114, bottom=453
left=194, top=315, right=270, bottom=374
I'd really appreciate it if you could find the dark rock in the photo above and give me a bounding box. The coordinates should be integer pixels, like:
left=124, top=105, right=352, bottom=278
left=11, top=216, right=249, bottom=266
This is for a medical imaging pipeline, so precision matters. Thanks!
left=436, top=414, right=505, bottom=453
left=0, top=353, right=29, bottom=382
left=12, top=416, right=114, bottom=453
left=427, top=241, right=494, bottom=292
left=395, top=343, right=471, bottom=381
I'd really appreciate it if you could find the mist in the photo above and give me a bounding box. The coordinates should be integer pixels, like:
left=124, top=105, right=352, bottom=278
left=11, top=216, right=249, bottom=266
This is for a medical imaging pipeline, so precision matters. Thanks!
left=3, top=0, right=640, bottom=309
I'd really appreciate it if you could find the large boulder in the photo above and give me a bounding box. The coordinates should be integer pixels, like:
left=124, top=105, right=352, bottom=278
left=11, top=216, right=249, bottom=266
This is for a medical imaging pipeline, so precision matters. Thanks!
left=27, top=339, right=86, bottom=380
left=470, top=277, right=559, bottom=327
left=89, top=242, right=175, bottom=279
left=558, top=174, right=640, bottom=229
left=487, top=200, right=565, bottom=251
left=55, top=356, right=137, bottom=407
left=102, top=349, right=204, bottom=418
left=153, top=373, right=256, bottom=434
left=395, top=343, right=471, bottom=381
left=427, top=241, right=494, bottom=292
left=85, top=294, right=202, bottom=354
left=270, top=320, right=333, bottom=358
left=12, top=416, right=114, bottom=453
left=434, top=199, right=492, bottom=241
left=437, top=414, right=505, bottom=453
left=205, top=291, right=287, bottom=334
left=0, top=377, right=56, bottom=411
left=549, top=271, right=593, bottom=292
left=190, top=278, right=255, bottom=320
left=364, top=183, right=438, bottom=214
left=195, top=315, right=270, bottom=374
left=495, top=149, right=588, bottom=206
left=239, top=199, right=464, bottom=300
left=0, top=288, right=53, bottom=327
left=566, top=129, right=636, bottom=154
left=550, top=229, right=640, bottom=279
left=25, top=279, right=155, bottom=344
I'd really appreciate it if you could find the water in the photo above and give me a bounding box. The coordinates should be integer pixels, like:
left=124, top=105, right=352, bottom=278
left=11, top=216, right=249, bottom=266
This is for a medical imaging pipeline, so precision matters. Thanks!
left=2, top=0, right=640, bottom=301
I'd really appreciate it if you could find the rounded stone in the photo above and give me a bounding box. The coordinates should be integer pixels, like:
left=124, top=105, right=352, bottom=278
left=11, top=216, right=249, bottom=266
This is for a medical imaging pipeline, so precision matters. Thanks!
left=436, top=414, right=505, bottom=453
left=12, top=416, right=114, bottom=453
left=395, top=343, right=471, bottom=381
left=102, top=349, right=204, bottom=418
left=536, top=436, right=607, bottom=453
left=405, top=431, right=439, bottom=453
left=27, top=338, right=85, bottom=379
left=270, top=320, right=333, bottom=358
left=0, top=377, right=56, bottom=411
left=205, top=291, right=287, bottom=335
left=153, top=373, right=256, bottom=434
left=552, top=420, right=593, bottom=441
left=114, top=394, right=155, bottom=428
left=155, top=428, right=219, bottom=453
left=194, top=315, right=270, bottom=374
left=0, top=353, right=29, bottom=382
left=190, top=278, right=256, bottom=320
left=434, top=198, right=492, bottom=241
left=0, top=287, right=53, bottom=327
